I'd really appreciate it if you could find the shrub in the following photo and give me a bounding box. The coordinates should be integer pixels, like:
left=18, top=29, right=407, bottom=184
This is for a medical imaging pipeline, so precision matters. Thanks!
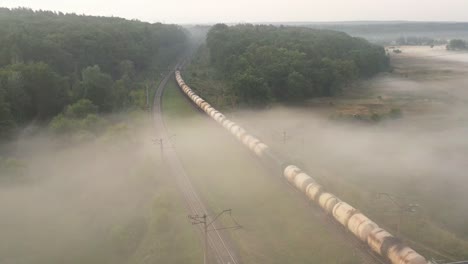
left=389, top=108, right=403, bottom=119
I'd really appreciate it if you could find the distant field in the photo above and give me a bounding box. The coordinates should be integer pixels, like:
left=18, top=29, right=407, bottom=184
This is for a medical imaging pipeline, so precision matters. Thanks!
left=298, top=22, right=468, bottom=43
left=162, top=79, right=367, bottom=264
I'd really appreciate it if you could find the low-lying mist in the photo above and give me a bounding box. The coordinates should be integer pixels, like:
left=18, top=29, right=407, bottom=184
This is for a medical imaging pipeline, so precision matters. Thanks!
left=0, top=116, right=160, bottom=264
left=230, top=47, right=468, bottom=254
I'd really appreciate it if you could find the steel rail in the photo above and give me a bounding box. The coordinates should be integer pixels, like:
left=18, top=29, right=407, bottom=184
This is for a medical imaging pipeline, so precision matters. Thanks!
left=152, top=62, right=241, bottom=264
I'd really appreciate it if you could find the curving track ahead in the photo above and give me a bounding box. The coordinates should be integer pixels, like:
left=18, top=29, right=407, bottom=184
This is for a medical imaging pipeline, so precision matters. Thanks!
left=152, top=64, right=241, bottom=264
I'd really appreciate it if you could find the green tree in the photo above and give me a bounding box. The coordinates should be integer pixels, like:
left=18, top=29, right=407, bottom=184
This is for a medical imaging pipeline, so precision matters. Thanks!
left=286, top=71, right=307, bottom=100
left=0, top=63, right=68, bottom=120
left=0, top=88, right=15, bottom=137
left=118, top=60, right=136, bottom=80
left=233, top=71, right=271, bottom=106
left=81, top=65, right=113, bottom=111
left=112, top=80, right=130, bottom=109
left=447, top=39, right=467, bottom=50
left=129, top=89, right=147, bottom=110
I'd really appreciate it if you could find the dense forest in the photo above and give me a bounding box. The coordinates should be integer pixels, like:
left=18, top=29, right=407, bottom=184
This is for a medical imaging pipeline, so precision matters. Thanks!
left=0, top=8, right=187, bottom=138
left=195, top=24, right=388, bottom=106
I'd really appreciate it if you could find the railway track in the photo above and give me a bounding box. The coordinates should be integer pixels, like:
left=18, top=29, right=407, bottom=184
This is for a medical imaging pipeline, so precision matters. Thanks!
left=152, top=63, right=241, bottom=264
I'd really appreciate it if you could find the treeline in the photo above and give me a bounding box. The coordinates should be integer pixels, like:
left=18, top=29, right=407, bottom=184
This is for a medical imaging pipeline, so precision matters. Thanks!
left=0, top=8, right=187, bottom=137
left=303, top=22, right=468, bottom=44
left=204, top=24, right=389, bottom=106
left=447, top=39, right=468, bottom=50
left=395, top=36, right=447, bottom=46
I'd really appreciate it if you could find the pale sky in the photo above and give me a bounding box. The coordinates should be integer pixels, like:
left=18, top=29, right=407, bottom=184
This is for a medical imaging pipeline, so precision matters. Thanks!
left=1, top=0, right=468, bottom=24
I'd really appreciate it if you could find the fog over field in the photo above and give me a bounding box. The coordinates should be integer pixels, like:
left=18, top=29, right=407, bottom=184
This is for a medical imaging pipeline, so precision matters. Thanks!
left=0, top=117, right=201, bottom=264
left=231, top=47, right=468, bottom=256
left=4, top=46, right=465, bottom=263
left=0, top=123, right=153, bottom=263
left=2, top=5, right=468, bottom=262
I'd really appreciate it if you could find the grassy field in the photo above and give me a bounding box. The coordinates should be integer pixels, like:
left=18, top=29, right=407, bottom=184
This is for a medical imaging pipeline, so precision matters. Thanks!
left=162, top=79, right=368, bottom=264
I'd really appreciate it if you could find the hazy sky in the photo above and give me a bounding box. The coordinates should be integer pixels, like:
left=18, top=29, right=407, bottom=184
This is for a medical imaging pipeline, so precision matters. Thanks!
left=2, top=0, right=468, bottom=24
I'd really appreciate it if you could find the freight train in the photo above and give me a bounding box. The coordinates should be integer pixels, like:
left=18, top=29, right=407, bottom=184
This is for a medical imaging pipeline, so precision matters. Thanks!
left=174, top=71, right=428, bottom=264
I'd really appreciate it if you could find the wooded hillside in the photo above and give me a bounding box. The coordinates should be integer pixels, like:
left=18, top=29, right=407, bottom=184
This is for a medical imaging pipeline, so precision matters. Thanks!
left=201, top=24, right=388, bottom=106
left=0, top=8, right=187, bottom=137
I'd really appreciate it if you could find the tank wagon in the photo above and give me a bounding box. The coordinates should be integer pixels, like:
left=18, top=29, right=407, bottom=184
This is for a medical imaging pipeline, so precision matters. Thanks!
left=174, top=71, right=428, bottom=264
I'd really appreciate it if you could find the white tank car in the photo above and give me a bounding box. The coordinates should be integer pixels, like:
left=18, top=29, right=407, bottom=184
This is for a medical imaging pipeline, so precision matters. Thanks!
left=253, top=143, right=269, bottom=157
left=387, top=245, right=427, bottom=264
left=248, top=137, right=260, bottom=150
left=241, top=134, right=255, bottom=147
left=235, top=128, right=247, bottom=141
left=230, top=125, right=241, bottom=135
left=205, top=106, right=214, bottom=114
left=367, top=228, right=395, bottom=256
left=215, top=113, right=225, bottom=123
left=347, top=213, right=378, bottom=242
left=283, top=165, right=301, bottom=182
left=209, top=110, right=218, bottom=117
left=222, top=120, right=234, bottom=130
left=332, top=202, right=358, bottom=227
left=206, top=108, right=215, bottom=115
left=293, top=173, right=315, bottom=193
left=318, top=193, right=339, bottom=214
left=217, top=116, right=226, bottom=124
left=305, top=183, right=323, bottom=201
left=226, top=122, right=236, bottom=130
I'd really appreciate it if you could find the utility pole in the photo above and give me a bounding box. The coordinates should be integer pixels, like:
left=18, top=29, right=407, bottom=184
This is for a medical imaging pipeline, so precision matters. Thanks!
left=153, top=138, right=164, bottom=156
left=153, top=135, right=175, bottom=157
left=146, top=83, right=150, bottom=111
left=188, top=209, right=242, bottom=264
left=157, top=138, right=163, bottom=156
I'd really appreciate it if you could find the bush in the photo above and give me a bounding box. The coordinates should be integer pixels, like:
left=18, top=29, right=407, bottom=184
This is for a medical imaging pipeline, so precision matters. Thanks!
left=65, top=99, right=98, bottom=119
left=49, top=100, right=105, bottom=135
left=447, top=39, right=467, bottom=50
left=389, top=108, right=403, bottom=119
left=0, top=157, right=26, bottom=181
left=371, top=113, right=381, bottom=122
left=49, top=114, right=78, bottom=134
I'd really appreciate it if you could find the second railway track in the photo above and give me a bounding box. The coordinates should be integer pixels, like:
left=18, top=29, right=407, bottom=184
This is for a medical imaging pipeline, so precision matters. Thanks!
left=152, top=63, right=241, bottom=264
